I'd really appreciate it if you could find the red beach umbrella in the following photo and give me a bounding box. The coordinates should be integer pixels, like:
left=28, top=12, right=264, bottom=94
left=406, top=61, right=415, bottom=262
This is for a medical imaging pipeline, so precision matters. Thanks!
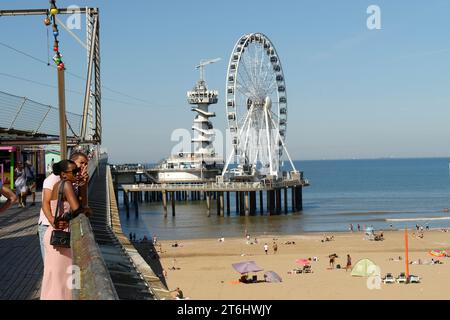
left=295, top=258, right=311, bottom=266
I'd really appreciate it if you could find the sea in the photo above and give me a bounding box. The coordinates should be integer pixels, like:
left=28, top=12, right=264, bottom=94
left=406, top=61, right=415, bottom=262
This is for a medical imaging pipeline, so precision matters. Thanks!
left=118, top=157, right=450, bottom=240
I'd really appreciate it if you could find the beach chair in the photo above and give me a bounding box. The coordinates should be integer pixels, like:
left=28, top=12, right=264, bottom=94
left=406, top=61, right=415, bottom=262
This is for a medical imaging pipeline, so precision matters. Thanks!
left=382, top=273, right=395, bottom=284
left=409, top=275, right=420, bottom=283
left=396, top=272, right=407, bottom=284
left=303, top=265, right=312, bottom=273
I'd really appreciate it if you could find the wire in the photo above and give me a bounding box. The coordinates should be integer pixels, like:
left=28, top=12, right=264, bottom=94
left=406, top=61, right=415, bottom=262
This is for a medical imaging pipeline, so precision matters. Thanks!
left=0, top=71, right=178, bottom=109
left=0, top=40, right=169, bottom=107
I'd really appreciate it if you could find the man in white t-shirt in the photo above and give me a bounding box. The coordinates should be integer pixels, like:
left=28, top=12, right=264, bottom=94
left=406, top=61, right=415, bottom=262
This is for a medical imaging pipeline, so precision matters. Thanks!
left=38, top=152, right=90, bottom=260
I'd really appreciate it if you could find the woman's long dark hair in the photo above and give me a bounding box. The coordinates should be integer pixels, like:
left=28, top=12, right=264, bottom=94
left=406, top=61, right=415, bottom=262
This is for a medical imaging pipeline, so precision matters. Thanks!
left=52, top=160, right=76, bottom=176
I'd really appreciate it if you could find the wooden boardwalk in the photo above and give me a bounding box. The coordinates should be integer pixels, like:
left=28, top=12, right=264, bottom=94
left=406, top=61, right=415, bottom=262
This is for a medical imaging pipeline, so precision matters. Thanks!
left=0, top=199, right=42, bottom=300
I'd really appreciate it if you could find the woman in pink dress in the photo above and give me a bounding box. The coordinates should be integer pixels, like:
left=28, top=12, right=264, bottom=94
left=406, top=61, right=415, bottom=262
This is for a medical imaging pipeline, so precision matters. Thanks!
left=40, top=160, right=83, bottom=300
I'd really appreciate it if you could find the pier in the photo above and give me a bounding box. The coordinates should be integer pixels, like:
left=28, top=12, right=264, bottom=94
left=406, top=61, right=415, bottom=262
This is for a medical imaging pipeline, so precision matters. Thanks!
left=113, top=166, right=308, bottom=217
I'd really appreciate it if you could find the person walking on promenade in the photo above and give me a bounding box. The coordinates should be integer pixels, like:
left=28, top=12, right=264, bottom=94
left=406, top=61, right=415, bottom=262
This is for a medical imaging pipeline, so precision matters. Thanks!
left=0, top=179, right=17, bottom=213
left=264, top=243, right=268, bottom=255
left=25, top=160, right=36, bottom=206
left=40, top=160, right=91, bottom=300
left=38, top=152, right=90, bottom=260
left=14, top=161, right=28, bottom=208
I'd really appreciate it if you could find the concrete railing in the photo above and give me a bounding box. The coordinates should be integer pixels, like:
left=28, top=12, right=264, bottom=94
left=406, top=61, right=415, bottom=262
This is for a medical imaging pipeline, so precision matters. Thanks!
left=71, top=214, right=118, bottom=300
left=71, top=153, right=118, bottom=300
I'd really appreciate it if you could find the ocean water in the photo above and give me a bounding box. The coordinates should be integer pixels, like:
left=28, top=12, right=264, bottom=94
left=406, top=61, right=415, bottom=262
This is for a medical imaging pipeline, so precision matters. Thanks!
left=118, top=158, right=450, bottom=240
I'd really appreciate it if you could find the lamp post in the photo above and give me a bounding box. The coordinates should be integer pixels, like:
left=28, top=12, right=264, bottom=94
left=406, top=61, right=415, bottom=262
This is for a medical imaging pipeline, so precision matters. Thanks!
left=58, top=67, right=67, bottom=159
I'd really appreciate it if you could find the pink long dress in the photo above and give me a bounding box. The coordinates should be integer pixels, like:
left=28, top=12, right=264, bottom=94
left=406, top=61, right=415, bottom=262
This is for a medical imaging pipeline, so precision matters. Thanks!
left=40, top=200, right=72, bottom=300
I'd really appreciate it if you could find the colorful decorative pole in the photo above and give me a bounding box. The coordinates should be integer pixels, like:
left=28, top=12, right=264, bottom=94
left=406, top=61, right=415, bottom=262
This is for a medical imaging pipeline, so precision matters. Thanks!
left=47, top=0, right=67, bottom=159
left=405, top=226, right=409, bottom=282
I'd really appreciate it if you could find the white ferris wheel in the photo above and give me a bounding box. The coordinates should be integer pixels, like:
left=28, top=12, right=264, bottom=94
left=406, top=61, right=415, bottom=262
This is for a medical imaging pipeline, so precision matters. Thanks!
left=223, top=33, right=296, bottom=179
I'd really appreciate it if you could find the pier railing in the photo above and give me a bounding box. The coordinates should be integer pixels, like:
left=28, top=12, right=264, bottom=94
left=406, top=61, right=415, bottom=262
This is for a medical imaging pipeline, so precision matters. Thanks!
left=122, top=178, right=305, bottom=192
left=71, top=152, right=118, bottom=300
left=71, top=214, right=118, bottom=300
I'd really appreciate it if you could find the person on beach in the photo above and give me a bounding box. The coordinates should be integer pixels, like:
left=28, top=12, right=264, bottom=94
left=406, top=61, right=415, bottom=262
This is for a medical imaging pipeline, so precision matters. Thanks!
left=346, top=254, right=352, bottom=271
left=40, top=160, right=91, bottom=300
left=349, top=224, right=353, bottom=232
left=357, top=224, right=361, bottom=232
left=273, top=242, right=278, bottom=254
left=329, top=255, right=336, bottom=269
left=264, top=243, right=268, bottom=255
left=0, top=179, right=17, bottom=213
left=38, top=152, right=90, bottom=260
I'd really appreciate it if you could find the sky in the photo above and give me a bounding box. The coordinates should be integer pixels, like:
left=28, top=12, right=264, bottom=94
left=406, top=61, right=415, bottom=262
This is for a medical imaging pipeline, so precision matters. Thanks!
left=1, top=0, right=450, bottom=163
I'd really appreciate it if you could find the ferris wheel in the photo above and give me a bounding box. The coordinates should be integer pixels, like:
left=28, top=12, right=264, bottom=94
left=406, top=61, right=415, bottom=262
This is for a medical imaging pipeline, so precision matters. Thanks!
left=223, top=33, right=296, bottom=178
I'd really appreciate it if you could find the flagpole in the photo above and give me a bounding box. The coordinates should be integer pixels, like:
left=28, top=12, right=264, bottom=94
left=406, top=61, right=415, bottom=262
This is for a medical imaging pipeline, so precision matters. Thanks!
left=405, top=227, right=409, bottom=282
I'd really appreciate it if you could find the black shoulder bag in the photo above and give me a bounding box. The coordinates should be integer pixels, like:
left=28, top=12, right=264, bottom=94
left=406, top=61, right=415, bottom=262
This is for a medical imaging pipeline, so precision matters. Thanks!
left=50, top=182, right=71, bottom=248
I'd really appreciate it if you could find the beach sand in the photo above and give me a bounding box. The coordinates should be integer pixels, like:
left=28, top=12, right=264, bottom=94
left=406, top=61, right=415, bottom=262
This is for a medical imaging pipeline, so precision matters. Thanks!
left=149, top=230, right=450, bottom=299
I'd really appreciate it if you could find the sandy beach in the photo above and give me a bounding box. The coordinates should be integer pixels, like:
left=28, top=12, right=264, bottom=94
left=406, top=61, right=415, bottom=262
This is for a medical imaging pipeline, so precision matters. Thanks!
left=150, top=230, right=450, bottom=300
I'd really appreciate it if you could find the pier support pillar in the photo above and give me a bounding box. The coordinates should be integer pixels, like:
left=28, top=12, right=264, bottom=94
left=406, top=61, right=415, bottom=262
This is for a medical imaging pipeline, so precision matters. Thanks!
left=294, top=186, right=303, bottom=211
left=124, top=190, right=130, bottom=218
left=284, top=188, right=288, bottom=214
left=226, top=192, right=230, bottom=216
left=162, top=191, right=167, bottom=217
left=250, top=191, right=256, bottom=215
left=235, top=192, right=239, bottom=215
left=268, top=190, right=275, bottom=215
left=171, top=192, right=176, bottom=216
left=219, top=192, right=224, bottom=217
left=206, top=192, right=211, bottom=217
left=276, top=188, right=282, bottom=215
left=244, top=192, right=249, bottom=216
left=291, top=187, right=295, bottom=212
left=239, top=192, right=245, bottom=216
left=134, top=193, right=139, bottom=217
left=259, top=190, right=264, bottom=215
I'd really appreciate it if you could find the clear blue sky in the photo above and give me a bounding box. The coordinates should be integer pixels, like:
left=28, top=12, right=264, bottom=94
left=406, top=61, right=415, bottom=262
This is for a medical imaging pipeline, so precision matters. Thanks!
left=1, top=0, right=450, bottom=163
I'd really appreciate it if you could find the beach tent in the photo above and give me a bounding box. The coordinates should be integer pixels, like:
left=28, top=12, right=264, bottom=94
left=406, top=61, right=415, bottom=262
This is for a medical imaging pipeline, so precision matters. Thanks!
left=264, top=271, right=282, bottom=283
left=232, top=261, right=263, bottom=274
left=351, top=259, right=377, bottom=277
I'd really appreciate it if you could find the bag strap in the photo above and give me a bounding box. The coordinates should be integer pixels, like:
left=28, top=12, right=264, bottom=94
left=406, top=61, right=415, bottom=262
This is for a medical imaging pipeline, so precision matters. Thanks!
left=53, top=181, right=65, bottom=223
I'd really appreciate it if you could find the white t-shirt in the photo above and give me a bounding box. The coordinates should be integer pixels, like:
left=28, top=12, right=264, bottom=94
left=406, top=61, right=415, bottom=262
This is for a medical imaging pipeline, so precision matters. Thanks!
left=264, top=244, right=268, bottom=251
left=38, top=173, right=61, bottom=225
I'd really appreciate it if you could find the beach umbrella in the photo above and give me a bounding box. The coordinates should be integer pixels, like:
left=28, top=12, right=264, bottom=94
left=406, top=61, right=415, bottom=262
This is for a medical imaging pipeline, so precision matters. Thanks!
left=264, top=271, right=282, bottom=283
left=232, top=261, right=263, bottom=274
left=429, top=250, right=445, bottom=257
left=295, top=258, right=311, bottom=266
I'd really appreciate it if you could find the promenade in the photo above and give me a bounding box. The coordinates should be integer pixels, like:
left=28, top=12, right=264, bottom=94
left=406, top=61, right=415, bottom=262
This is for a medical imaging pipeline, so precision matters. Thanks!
left=0, top=198, right=42, bottom=300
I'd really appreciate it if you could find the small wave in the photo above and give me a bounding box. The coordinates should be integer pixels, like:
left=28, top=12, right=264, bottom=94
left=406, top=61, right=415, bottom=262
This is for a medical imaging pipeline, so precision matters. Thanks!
left=386, top=217, right=450, bottom=222
left=335, top=210, right=418, bottom=217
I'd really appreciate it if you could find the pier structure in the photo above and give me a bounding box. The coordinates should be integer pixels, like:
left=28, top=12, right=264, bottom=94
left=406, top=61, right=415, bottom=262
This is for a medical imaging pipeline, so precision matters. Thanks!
left=113, top=168, right=307, bottom=217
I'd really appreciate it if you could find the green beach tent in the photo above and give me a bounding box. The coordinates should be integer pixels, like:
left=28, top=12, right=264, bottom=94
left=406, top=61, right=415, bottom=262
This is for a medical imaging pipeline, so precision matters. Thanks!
left=351, top=259, right=377, bottom=277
